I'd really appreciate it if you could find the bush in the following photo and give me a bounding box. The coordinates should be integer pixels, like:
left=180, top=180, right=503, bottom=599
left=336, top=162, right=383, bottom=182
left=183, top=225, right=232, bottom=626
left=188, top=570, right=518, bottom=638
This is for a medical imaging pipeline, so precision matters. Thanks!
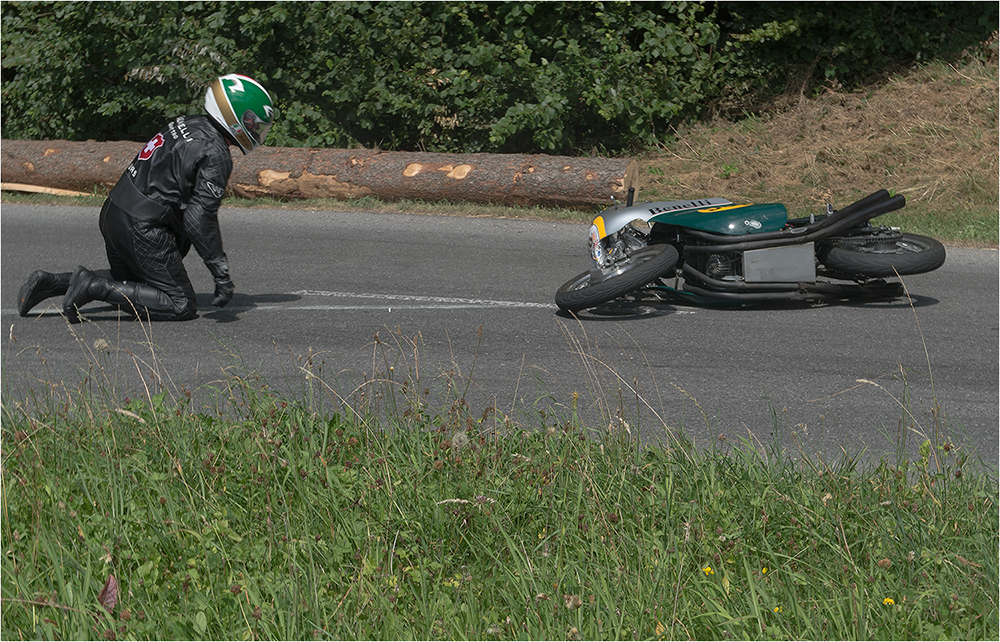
left=716, top=1, right=1000, bottom=108
left=2, top=1, right=996, bottom=153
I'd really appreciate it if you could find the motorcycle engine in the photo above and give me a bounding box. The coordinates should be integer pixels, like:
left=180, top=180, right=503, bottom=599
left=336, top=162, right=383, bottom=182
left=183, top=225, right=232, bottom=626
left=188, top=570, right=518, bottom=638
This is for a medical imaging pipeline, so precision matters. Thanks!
left=698, top=252, right=743, bottom=280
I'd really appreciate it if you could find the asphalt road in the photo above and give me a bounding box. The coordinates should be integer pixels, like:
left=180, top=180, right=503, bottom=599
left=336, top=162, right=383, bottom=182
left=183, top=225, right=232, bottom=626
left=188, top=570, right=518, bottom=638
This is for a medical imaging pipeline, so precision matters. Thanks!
left=3, top=204, right=997, bottom=469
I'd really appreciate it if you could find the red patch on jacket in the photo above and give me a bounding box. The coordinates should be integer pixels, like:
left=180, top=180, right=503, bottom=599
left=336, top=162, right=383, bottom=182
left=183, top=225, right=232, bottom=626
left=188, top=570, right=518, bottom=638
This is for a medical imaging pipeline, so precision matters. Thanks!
left=138, top=133, right=165, bottom=161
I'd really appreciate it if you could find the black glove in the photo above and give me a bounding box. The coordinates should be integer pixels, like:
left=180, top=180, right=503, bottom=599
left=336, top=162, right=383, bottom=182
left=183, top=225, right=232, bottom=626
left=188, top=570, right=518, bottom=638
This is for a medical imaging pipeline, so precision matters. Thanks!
left=212, top=278, right=235, bottom=307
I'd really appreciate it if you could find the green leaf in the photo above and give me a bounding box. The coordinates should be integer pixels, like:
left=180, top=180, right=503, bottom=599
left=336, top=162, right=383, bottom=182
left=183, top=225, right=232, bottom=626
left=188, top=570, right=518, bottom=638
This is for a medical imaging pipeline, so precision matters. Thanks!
left=194, top=611, right=208, bottom=635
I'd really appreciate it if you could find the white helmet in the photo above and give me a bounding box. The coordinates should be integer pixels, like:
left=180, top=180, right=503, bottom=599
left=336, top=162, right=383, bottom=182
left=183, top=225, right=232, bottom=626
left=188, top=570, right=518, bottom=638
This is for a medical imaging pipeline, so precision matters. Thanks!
left=204, top=73, right=275, bottom=153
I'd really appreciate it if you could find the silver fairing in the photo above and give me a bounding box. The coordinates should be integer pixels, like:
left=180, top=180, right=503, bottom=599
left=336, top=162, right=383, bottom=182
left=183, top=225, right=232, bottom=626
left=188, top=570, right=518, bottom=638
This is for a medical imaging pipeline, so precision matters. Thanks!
left=594, top=198, right=733, bottom=239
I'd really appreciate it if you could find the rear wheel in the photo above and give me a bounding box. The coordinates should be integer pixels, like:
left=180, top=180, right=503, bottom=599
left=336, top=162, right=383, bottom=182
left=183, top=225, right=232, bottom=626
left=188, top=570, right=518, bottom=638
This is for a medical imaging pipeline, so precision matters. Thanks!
left=818, top=233, right=945, bottom=277
left=555, top=244, right=679, bottom=313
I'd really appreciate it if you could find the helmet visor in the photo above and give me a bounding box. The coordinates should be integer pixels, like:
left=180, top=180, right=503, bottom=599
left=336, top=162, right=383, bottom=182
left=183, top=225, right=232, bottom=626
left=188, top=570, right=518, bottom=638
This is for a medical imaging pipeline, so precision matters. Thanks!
left=241, top=108, right=273, bottom=146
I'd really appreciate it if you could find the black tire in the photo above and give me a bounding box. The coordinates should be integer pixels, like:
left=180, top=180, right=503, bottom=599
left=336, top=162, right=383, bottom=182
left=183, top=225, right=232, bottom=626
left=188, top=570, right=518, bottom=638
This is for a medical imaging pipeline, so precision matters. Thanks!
left=555, top=244, right=679, bottom=312
left=818, top=233, right=946, bottom=277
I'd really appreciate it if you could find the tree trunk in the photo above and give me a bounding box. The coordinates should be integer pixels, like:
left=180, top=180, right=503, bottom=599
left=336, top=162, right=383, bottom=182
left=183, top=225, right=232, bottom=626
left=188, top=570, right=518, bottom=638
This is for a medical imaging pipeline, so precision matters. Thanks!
left=1, top=139, right=638, bottom=209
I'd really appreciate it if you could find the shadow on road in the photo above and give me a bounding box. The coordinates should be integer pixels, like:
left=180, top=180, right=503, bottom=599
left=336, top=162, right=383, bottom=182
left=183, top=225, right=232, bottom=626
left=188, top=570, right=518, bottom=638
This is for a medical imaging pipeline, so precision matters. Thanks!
left=554, top=292, right=940, bottom=321
left=196, top=292, right=302, bottom=323
left=554, top=300, right=680, bottom=321
left=14, top=292, right=303, bottom=324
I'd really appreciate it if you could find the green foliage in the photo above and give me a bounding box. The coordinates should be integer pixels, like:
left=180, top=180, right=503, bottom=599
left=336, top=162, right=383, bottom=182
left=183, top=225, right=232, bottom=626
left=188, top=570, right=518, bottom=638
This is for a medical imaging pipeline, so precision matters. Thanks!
left=717, top=1, right=999, bottom=101
left=1, top=2, right=236, bottom=140
left=2, top=1, right=996, bottom=152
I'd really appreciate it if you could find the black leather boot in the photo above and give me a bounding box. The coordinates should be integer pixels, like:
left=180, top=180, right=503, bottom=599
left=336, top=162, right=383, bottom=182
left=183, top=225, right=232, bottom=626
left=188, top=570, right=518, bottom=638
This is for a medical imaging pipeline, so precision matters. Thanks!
left=63, top=266, right=99, bottom=323
left=63, top=266, right=194, bottom=323
left=17, top=270, right=72, bottom=316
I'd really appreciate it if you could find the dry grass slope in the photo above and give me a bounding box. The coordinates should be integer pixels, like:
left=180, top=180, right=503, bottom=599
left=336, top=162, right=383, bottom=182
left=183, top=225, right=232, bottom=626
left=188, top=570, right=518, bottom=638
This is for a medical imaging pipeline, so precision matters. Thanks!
left=642, top=43, right=998, bottom=246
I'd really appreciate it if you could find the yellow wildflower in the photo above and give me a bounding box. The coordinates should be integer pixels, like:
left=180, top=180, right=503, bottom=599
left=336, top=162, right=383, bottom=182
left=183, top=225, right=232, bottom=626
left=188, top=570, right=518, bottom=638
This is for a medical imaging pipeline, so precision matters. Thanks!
left=702, top=566, right=714, bottom=576
left=773, top=606, right=782, bottom=613
left=883, top=597, right=894, bottom=606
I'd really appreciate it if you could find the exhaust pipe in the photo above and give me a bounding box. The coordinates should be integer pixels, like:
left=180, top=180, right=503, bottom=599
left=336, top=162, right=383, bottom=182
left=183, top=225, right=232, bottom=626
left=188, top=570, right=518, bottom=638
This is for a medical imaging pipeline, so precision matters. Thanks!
left=681, top=189, right=897, bottom=247
left=685, top=194, right=906, bottom=253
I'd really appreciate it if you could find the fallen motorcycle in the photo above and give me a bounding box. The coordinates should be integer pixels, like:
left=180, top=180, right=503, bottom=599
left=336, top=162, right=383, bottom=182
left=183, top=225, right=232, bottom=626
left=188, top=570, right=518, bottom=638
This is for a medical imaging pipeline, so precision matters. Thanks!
left=555, top=189, right=945, bottom=312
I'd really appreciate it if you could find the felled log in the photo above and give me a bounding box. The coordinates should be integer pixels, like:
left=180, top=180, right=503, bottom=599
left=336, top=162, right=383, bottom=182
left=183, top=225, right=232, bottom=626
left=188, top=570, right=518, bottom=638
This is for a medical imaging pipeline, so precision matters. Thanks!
left=1, top=140, right=141, bottom=194
left=1, top=182, right=90, bottom=197
left=1, top=139, right=638, bottom=209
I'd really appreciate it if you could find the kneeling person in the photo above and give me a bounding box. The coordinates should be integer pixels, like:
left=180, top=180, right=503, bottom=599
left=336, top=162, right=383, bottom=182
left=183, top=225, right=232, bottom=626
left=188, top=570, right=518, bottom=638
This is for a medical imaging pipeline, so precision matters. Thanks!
left=17, top=74, right=275, bottom=323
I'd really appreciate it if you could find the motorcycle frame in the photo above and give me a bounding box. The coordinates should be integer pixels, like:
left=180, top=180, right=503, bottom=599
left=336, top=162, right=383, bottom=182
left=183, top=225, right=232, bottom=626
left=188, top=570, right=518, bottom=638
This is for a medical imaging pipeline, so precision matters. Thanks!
left=593, top=189, right=909, bottom=303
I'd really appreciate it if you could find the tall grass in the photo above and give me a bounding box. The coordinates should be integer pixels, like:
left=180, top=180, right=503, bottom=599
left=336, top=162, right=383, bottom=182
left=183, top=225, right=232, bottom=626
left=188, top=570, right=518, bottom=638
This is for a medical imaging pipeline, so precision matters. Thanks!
left=2, top=321, right=996, bottom=640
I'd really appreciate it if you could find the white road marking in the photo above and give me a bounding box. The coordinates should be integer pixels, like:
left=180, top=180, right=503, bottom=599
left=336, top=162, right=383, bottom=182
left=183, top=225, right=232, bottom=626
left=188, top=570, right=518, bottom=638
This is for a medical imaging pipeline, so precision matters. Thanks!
left=4, top=291, right=692, bottom=316
left=290, top=289, right=552, bottom=309
left=223, top=304, right=542, bottom=312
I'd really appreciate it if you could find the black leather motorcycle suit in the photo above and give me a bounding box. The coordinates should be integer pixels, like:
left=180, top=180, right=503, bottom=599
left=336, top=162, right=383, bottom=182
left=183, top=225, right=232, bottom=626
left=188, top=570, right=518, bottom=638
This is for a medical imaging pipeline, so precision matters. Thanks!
left=99, top=114, right=235, bottom=320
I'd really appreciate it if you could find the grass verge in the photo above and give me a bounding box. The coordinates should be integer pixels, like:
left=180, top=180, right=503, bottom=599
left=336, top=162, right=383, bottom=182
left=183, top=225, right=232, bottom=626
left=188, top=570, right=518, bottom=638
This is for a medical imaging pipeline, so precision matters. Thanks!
left=2, top=333, right=997, bottom=640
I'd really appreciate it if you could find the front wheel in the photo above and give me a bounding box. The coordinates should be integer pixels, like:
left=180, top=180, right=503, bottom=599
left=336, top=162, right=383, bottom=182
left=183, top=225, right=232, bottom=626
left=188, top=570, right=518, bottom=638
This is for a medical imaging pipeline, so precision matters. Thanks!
left=818, top=233, right=946, bottom=277
left=555, top=244, right=679, bottom=313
